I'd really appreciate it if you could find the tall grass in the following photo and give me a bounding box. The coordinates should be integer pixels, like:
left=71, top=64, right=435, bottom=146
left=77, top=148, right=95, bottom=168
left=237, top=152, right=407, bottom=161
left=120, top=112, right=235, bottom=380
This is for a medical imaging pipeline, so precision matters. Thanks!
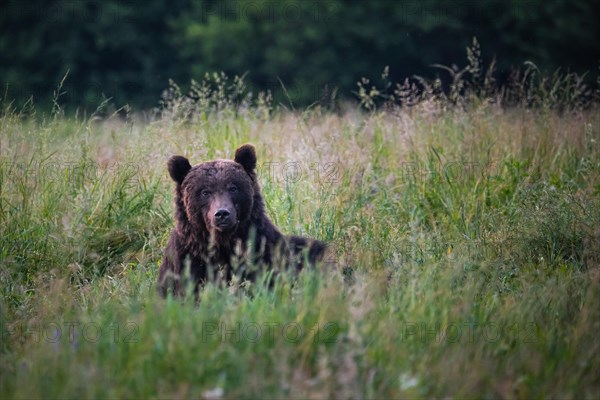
left=1, top=54, right=599, bottom=398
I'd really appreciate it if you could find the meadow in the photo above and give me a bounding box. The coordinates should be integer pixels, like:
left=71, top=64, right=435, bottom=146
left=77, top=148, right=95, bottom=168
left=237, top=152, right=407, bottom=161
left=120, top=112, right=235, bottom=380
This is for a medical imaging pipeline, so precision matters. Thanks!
left=1, top=62, right=599, bottom=398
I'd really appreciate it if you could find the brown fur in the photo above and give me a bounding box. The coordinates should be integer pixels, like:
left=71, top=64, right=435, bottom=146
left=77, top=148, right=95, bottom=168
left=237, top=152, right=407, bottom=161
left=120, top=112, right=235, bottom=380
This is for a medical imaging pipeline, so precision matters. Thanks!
left=158, top=144, right=327, bottom=296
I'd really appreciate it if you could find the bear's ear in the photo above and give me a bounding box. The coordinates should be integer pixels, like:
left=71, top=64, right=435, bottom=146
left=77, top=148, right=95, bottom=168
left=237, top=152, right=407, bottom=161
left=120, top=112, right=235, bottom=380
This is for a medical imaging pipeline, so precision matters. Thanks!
left=168, top=155, right=192, bottom=184
left=234, top=143, right=257, bottom=172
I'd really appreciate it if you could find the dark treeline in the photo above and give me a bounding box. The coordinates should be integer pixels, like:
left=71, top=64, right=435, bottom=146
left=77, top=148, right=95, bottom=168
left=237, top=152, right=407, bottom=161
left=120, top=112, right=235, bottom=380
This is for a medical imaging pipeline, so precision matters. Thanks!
left=1, top=0, right=598, bottom=111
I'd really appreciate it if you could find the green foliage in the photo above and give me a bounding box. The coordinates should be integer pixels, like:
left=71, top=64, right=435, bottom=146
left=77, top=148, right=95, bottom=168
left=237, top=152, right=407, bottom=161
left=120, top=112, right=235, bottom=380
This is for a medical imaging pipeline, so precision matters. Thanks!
left=0, top=0, right=190, bottom=110
left=2, top=0, right=599, bottom=110
left=357, top=38, right=598, bottom=112
left=1, top=67, right=600, bottom=397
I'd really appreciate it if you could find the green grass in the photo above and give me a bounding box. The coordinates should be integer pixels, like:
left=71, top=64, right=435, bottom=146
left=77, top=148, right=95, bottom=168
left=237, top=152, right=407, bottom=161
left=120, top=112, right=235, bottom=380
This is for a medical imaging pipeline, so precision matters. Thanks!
left=1, top=76, right=599, bottom=398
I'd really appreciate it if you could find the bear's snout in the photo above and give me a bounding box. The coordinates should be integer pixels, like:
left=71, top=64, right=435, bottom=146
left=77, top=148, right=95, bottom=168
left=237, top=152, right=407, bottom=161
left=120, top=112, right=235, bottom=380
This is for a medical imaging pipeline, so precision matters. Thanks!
left=208, top=194, right=238, bottom=232
left=214, top=208, right=233, bottom=227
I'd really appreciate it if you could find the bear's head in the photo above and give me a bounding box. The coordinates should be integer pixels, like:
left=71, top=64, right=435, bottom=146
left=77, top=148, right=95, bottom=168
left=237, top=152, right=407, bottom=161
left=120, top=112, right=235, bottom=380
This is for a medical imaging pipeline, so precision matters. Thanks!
left=168, top=144, right=258, bottom=236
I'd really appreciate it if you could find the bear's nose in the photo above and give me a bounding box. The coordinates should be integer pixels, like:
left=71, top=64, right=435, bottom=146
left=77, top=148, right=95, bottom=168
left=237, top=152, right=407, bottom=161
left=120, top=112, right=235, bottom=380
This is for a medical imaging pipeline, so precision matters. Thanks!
left=214, top=209, right=231, bottom=221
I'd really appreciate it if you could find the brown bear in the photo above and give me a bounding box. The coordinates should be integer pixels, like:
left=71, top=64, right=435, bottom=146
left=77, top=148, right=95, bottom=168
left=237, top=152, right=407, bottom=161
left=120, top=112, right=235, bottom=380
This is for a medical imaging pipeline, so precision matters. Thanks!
left=158, top=144, right=327, bottom=296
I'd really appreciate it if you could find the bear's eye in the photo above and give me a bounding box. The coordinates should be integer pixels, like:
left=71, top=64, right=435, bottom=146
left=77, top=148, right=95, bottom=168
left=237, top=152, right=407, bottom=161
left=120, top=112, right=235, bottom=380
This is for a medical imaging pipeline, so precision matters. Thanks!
left=228, top=185, right=238, bottom=193
left=201, top=190, right=211, bottom=197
